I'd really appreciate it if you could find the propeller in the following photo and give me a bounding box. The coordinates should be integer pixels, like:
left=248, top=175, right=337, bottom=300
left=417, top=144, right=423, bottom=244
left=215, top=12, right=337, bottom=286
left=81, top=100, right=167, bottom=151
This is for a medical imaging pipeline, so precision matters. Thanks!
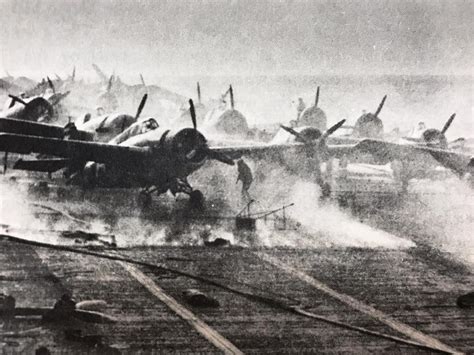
left=315, top=86, right=320, bottom=107
left=106, top=75, right=114, bottom=93
left=441, top=113, right=456, bottom=135
left=280, top=125, right=307, bottom=143
left=47, top=76, right=56, bottom=94
left=3, top=152, right=8, bottom=174
left=280, top=119, right=346, bottom=146
left=280, top=119, right=346, bottom=186
left=189, top=99, right=197, bottom=131
left=374, top=95, right=387, bottom=117
left=140, top=73, right=146, bottom=86
left=197, top=82, right=201, bottom=104
left=50, top=91, right=70, bottom=106
left=71, top=66, right=76, bottom=82
left=188, top=99, right=234, bottom=165
left=322, top=119, right=346, bottom=139
left=229, top=85, right=235, bottom=110
left=8, top=94, right=27, bottom=108
left=134, top=94, right=148, bottom=120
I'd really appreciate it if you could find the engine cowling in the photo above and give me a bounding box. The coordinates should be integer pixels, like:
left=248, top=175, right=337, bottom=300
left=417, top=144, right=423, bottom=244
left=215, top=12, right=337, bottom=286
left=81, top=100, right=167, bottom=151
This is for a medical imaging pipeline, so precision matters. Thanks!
left=204, top=109, right=249, bottom=136
left=4, top=97, right=54, bottom=122
left=170, top=128, right=209, bottom=166
left=353, top=113, right=384, bottom=139
left=422, top=129, right=448, bottom=148
left=298, top=106, right=327, bottom=131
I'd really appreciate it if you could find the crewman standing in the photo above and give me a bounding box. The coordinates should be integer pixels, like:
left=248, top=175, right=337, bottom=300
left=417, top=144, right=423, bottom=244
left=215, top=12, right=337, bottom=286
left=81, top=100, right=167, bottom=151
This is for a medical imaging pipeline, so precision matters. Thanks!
left=296, top=97, right=306, bottom=121
left=236, top=159, right=253, bottom=200
left=410, top=121, right=426, bottom=138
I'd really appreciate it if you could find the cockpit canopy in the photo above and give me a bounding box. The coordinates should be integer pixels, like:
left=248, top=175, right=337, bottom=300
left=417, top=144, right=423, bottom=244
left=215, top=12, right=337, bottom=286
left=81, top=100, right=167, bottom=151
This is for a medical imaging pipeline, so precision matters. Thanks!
left=109, top=118, right=159, bottom=145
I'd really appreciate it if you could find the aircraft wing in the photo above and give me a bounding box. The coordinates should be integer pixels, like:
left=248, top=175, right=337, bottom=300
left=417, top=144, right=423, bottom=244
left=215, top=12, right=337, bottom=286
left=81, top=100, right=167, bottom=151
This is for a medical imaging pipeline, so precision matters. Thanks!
left=208, top=142, right=308, bottom=160
left=209, top=141, right=360, bottom=162
left=353, top=139, right=473, bottom=176
left=0, top=117, right=64, bottom=138
left=0, top=117, right=93, bottom=141
left=210, top=139, right=472, bottom=177
left=0, top=133, right=151, bottom=167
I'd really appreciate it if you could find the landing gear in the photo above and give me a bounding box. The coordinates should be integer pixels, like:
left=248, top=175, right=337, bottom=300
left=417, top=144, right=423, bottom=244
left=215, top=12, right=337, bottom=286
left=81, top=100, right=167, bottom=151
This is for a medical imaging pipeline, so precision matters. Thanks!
left=138, top=179, right=205, bottom=210
left=320, top=182, right=332, bottom=200
left=189, top=190, right=205, bottom=210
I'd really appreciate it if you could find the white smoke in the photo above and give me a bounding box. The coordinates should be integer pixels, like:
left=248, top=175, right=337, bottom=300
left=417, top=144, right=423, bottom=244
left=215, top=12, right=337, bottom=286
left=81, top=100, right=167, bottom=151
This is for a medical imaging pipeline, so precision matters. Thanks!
left=402, top=179, right=474, bottom=266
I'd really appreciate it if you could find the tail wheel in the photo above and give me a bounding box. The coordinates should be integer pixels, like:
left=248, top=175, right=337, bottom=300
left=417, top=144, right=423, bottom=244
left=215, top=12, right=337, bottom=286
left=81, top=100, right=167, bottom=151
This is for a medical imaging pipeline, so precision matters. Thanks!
left=189, top=190, right=205, bottom=210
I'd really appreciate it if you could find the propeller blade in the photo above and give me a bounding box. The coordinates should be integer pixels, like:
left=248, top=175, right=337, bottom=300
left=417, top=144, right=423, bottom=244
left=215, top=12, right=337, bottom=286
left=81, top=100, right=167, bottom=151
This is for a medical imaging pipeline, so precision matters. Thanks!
left=95, top=116, right=109, bottom=133
left=8, top=94, right=27, bottom=107
left=189, top=99, right=197, bottom=130
left=441, top=113, right=456, bottom=135
left=107, top=75, right=114, bottom=92
left=206, top=149, right=235, bottom=165
left=140, top=73, right=146, bottom=86
left=229, top=85, right=235, bottom=109
left=92, top=64, right=108, bottom=82
left=197, top=82, right=201, bottom=104
left=71, top=66, right=76, bottom=82
left=315, top=86, right=320, bottom=107
left=322, top=119, right=346, bottom=139
left=134, top=94, right=148, bottom=120
left=374, top=95, right=387, bottom=117
left=55, top=73, right=62, bottom=81
left=50, top=91, right=70, bottom=106
left=280, top=125, right=310, bottom=144
left=47, top=76, right=56, bottom=94
left=3, top=152, right=8, bottom=174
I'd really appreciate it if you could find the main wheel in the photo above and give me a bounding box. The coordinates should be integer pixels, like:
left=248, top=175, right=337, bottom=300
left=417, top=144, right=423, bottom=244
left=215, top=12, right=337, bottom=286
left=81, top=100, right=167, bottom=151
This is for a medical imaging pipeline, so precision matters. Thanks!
left=137, top=191, right=152, bottom=209
left=320, top=182, right=331, bottom=199
left=189, top=190, right=205, bottom=210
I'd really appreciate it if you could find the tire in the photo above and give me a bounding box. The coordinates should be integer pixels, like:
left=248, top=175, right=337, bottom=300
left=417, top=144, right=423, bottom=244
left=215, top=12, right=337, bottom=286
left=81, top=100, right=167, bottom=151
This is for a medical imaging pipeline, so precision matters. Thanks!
left=189, top=190, right=205, bottom=210
left=320, top=182, right=331, bottom=199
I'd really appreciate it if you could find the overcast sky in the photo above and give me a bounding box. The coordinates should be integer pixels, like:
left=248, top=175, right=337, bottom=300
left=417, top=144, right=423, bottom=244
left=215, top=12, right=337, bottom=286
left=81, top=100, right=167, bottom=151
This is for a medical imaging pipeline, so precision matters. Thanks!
left=0, top=0, right=472, bottom=77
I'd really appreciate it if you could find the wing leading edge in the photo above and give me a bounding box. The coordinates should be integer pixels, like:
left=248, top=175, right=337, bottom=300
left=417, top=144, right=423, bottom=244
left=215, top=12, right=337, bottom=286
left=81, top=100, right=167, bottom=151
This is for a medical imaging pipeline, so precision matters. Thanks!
left=0, top=133, right=151, bottom=167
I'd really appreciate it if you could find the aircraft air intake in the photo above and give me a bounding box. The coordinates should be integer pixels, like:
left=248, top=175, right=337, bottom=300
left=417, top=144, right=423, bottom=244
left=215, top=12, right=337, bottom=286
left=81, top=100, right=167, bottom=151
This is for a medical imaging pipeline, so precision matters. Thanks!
left=172, top=128, right=208, bottom=165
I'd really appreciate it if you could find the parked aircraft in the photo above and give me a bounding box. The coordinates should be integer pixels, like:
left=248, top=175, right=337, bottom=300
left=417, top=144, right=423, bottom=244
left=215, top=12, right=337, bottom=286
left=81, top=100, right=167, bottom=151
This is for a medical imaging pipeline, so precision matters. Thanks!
left=75, top=94, right=148, bottom=142
left=296, top=86, right=327, bottom=131
left=202, top=85, right=249, bottom=137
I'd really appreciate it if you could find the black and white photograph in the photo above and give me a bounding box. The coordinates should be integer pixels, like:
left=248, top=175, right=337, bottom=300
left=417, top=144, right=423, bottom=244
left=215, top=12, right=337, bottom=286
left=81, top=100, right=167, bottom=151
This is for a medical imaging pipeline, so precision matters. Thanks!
left=0, top=0, right=472, bottom=353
